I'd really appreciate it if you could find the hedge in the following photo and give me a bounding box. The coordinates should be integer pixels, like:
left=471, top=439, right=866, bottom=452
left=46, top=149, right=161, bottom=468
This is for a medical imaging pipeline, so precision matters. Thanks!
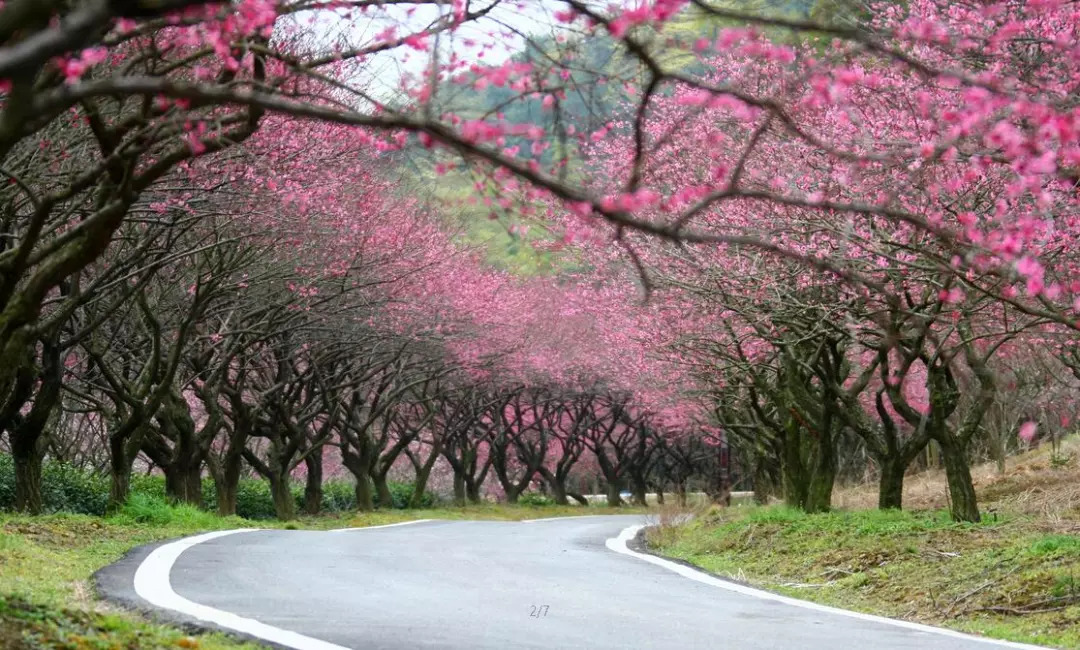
left=0, top=455, right=433, bottom=518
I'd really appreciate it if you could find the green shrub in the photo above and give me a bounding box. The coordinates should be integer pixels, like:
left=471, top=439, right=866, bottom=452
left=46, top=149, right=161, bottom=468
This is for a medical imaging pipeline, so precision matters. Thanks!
left=1, top=453, right=431, bottom=517
left=41, top=462, right=110, bottom=515
left=109, top=492, right=231, bottom=527
left=320, top=480, right=357, bottom=512
left=1028, top=534, right=1080, bottom=558
left=385, top=481, right=435, bottom=509
left=517, top=492, right=556, bottom=507
left=129, top=474, right=167, bottom=501
left=0, top=455, right=110, bottom=515
left=0, top=455, right=14, bottom=508
left=200, top=477, right=277, bottom=519
left=201, top=477, right=361, bottom=518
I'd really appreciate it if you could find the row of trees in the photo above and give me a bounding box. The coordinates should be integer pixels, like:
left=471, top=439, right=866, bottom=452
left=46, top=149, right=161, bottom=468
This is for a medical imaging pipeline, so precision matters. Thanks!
left=2, top=0, right=1078, bottom=524
left=537, top=0, right=1080, bottom=523
left=3, top=110, right=736, bottom=517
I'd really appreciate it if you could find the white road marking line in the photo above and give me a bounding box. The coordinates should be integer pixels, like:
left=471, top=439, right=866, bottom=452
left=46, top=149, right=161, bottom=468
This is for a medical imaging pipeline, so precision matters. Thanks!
left=329, top=518, right=434, bottom=532
left=133, top=521, right=433, bottom=649
left=133, top=529, right=349, bottom=650
left=606, top=524, right=1047, bottom=650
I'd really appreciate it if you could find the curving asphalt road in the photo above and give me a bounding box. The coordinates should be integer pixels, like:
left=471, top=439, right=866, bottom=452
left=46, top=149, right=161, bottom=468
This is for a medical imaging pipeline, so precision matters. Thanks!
left=96, top=515, right=1044, bottom=650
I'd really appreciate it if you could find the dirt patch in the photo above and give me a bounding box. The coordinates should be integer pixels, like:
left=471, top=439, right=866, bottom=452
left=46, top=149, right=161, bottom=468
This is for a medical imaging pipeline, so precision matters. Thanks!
left=1, top=519, right=112, bottom=549
left=835, top=437, right=1080, bottom=521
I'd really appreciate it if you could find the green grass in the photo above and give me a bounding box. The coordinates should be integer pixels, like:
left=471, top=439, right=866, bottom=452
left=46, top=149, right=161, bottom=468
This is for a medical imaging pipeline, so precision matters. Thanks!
left=646, top=505, right=1080, bottom=648
left=0, top=495, right=642, bottom=648
left=0, top=595, right=259, bottom=649
left=0, top=503, right=268, bottom=649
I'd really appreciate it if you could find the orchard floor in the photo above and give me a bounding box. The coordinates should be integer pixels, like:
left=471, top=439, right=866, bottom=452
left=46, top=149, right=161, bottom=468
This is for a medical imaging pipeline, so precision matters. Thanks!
left=0, top=501, right=644, bottom=649
left=646, top=437, right=1080, bottom=649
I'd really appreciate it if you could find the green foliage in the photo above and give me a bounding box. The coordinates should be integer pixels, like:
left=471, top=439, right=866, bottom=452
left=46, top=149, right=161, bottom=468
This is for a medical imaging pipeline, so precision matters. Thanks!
left=1028, top=535, right=1080, bottom=558
left=384, top=481, right=435, bottom=509
left=517, top=492, right=556, bottom=507
left=0, top=456, right=11, bottom=508
left=0, top=455, right=439, bottom=518
left=320, top=480, right=357, bottom=512
left=1050, top=451, right=1074, bottom=468
left=199, top=476, right=362, bottom=519
left=109, top=492, right=236, bottom=528
left=0, top=456, right=110, bottom=516
left=129, top=474, right=167, bottom=501
left=39, top=463, right=110, bottom=516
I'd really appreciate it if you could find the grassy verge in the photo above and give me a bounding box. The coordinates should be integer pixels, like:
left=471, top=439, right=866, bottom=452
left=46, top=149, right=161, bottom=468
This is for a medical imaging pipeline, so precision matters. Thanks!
left=646, top=505, right=1080, bottom=648
left=0, top=496, right=641, bottom=648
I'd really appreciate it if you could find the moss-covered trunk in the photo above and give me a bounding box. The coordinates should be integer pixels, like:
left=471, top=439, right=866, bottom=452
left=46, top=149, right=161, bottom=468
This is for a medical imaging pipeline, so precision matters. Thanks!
left=108, top=458, right=132, bottom=513
left=269, top=473, right=296, bottom=521
left=164, top=461, right=204, bottom=506
left=303, top=453, right=323, bottom=515
left=374, top=472, right=393, bottom=509
left=939, top=438, right=980, bottom=523
left=341, top=447, right=374, bottom=512
left=212, top=449, right=242, bottom=517
left=108, top=431, right=138, bottom=512
left=12, top=440, right=43, bottom=514
left=354, top=476, right=374, bottom=512
left=877, top=456, right=906, bottom=510
left=408, top=444, right=441, bottom=509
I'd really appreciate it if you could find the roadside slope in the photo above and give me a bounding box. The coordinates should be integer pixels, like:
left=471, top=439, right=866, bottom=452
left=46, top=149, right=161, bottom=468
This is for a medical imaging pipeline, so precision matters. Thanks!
left=646, top=439, right=1080, bottom=649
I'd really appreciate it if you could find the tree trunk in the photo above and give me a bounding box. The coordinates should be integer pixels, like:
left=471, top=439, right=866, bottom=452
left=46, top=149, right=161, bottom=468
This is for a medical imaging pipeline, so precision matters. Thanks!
left=876, top=456, right=906, bottom=510
left=675, top=481, right=687, bottom=507
left=12, top=437, right=44, bottom=514
left=568, top=492, right=588, bottom=506
left=269, top=474, right=296, bottom=521
left=630, top=474, right=648, bottom=506
left=354, top=474, right=374, bottom=512
left=108, top=437, right=134, bottom=512
left=805, top=424, right=837, bottom=513
left=781, top=428, right=809, bottom=510
left=780, top=421, right=835, bottom=513
left=752, top=458, right=771, bottom=505
left=938, top=438, right=980, bottom=523
left=539, top=468, right=569, bottom=505
left=408, top=445, right=440, bottom=509
left=804, top=444, right=835, bottom=514
left=213, top=451, right=242, bottom=517
left=452, top=472, right=466, bottom=506
left=165, top=460, right=203, bottom=506
left=655, top=485, right=665, bottom=506
left=548, top=478, right=569, bottom=506
left=342, top=450, right=375, bottom=512
left=466, top=481, right=482, bottom=504
left=374, top=473, right=394, bottom=509
left=605, top=482, right=623, bottom=507
left=804, top=470, right=833, bottom=513
left=303, top=454, right=323, bottom=515
left=109, top=462, right=132, bottom=513
left=781, top=462, right=808, bottom=510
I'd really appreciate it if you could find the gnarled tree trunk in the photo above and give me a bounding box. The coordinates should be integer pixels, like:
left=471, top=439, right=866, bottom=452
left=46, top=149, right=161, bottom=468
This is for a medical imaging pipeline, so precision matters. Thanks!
left=303, top=453, right=323, bottom=515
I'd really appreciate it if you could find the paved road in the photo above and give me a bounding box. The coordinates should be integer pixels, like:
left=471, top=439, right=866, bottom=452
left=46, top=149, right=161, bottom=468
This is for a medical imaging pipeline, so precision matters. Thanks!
left=97, top=515, right=1039, bottom=650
